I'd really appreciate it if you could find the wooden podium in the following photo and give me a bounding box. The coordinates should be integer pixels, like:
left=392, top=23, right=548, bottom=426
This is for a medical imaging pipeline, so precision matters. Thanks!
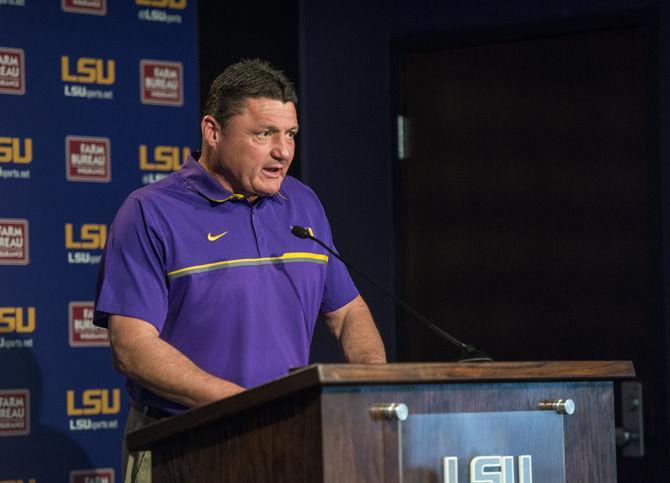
left=127, top=361, right=634, bottom=482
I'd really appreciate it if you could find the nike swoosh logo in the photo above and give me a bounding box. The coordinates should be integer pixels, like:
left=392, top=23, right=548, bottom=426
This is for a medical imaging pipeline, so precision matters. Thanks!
left=207, top=231, right=228, bottom=241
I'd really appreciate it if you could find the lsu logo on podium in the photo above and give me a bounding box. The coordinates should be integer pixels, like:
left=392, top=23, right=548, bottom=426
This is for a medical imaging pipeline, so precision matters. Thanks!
left=0, top=307, right=35, bottom=334
left=0, top=137, right=32, bottom=164
left=0, top=389, right=30, bottom=437
left=0, top=219, right=29, bottom=265
left=69, top=468, right=114, bottom=483
left=68, top=301, right=109, bottom=347
left=139, top=144, right=189, bottom=184
left=0, top=47, right=25, bottom=95
left=61, top=56, right=115, bottom=85
left=66, top=389, right=120, bottom=416
left=62, top=0, right=107, bottom=16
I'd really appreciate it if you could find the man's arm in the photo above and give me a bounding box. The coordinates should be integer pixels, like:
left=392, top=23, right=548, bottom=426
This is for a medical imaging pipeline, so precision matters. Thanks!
left=109, top=315, right=245, bottom=408
left=320, top=295, right=386, bottom=363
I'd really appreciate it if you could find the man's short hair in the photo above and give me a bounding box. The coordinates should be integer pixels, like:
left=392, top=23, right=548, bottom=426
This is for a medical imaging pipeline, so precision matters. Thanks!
left=203, top=59, right=298, bottom=128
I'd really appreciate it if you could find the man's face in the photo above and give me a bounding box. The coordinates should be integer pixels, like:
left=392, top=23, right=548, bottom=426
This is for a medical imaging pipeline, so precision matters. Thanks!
left=210, top=97, right=298, bottom=201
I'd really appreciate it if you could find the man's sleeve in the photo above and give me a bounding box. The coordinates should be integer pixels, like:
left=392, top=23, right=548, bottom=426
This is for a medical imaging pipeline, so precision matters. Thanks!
left=94, top=197, right=169, bottom=331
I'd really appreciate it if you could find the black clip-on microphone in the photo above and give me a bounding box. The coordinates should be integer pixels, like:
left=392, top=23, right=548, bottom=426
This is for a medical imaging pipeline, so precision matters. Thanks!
left=290, top=225, right=493, bottom=362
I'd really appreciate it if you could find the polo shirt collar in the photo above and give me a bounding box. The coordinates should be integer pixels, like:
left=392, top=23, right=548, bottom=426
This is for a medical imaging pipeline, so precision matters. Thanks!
left=180, top=152, right=245, bottom=203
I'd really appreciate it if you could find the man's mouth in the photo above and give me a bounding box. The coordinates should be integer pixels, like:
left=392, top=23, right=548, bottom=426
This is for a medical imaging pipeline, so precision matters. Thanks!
left=262, top=166, right=283, bottom=177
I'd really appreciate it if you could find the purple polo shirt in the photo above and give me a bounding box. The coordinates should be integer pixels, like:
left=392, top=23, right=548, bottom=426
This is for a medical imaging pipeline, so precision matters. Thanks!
left=94, top=153, right=358, bottom=414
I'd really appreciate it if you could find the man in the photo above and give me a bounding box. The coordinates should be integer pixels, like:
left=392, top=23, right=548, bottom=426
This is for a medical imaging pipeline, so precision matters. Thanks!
left=94, top=59, right=386, bottom=481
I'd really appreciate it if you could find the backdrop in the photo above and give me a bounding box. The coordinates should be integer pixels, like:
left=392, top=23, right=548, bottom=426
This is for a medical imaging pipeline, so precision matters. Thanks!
left=0, top=1, right=199, bottom=481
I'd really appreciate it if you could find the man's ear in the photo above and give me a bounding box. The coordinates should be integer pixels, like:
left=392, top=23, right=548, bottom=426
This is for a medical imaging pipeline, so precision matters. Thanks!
left=201, top=115, right=221, bottom=149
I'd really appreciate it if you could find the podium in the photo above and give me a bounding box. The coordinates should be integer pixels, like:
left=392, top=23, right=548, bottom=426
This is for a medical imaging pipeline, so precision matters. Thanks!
left=127, top=361, right=634, bottom=482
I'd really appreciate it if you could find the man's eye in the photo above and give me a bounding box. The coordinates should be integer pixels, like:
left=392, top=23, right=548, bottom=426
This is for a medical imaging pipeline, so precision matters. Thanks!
left=257, top=130, right=272, bottom=138
left=287, top=131, right=297, bottom=139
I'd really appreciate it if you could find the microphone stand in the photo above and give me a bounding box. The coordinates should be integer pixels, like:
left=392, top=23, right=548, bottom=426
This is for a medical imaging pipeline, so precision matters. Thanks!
left=291, top=226, right=493, bottom=362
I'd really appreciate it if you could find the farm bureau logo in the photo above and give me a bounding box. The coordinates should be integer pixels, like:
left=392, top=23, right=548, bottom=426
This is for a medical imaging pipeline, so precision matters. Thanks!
left=139, top=144, right=189, bottom=184
left=140, top=60, right=183, bottom=106
left=70, top=468, right=114, bottom=483
left=65, top=136, right=111, bottom=182
left=65, top=223, right=107, bottom=265
left=62, top=0, right=107, bottom=15
left=67, top=388, right=120, bottom=432
left=0, top=47, right=24, bottom=95
left=0, top=136, right=32, bottom=180
left=69, top=302, right=109, bottom=347
left=0, top=389, right=29, bottom=437
left=0, top=307, right=35, bottom=350
left=61, top=55, right=115, bottom=100
left=136, top=0, right=185, bottom=24
left=0, top=219, right=28, bottom=265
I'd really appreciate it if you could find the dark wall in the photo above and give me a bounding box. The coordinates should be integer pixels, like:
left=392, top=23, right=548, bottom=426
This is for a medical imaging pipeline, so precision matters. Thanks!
left=198, top=1, right=301, bottom=176
left=299, top=0, right=670, bottom=475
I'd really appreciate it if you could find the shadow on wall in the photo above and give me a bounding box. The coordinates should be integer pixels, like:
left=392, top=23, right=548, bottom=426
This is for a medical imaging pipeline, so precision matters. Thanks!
left=0, top=348, right=93, bottom=480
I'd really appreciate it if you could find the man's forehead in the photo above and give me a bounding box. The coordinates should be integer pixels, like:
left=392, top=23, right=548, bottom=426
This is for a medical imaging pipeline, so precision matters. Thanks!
left=239, top=97, right=298, bottom=124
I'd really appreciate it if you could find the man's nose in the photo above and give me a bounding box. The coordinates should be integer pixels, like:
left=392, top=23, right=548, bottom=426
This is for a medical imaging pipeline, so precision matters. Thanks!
left=271, top=135, right=291, bottom=161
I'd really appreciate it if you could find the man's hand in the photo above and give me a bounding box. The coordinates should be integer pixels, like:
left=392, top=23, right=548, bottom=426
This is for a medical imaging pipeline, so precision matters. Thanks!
left=109, top=315, right=245, bottom=408
left=320, top=295, right=386, bottom=364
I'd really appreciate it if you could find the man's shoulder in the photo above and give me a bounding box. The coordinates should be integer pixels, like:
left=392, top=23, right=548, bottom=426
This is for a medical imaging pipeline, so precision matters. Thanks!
left=281, top=175, right=320, bottom=201
left=127, top=172, right=184, bottom=205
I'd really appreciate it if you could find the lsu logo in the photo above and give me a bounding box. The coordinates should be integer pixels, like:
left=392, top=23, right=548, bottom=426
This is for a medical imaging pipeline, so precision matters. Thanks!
left=0, top=219, right=29, bottom=265
left=70, top=468, right=114, bottom=483
left=0, top=47, right=25, bottom=95
left=66, top=389, right=120, bottom=416
left=139, top=144, right=189, bottom=171
left=0, top=389, right=30, bottom=437
left=65, top=223, right=107, bottom=250
left=0, top=137, right=32, bottom=164
left=62, top=0, right=107, bottom=16
left=136, top=0, right=186, bottom=8
left=61, top=56, right=115, bottom=85
left=0, top=307, right=35, bottom=334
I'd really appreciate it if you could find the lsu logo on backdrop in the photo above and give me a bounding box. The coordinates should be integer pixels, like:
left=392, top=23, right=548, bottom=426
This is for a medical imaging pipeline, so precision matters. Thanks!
left=140, top=59, right=183, bottom=106
left=136, top=0, right=185, bottom=24
left=0, top=389, right=29, bottom=437
left=69, top=302, right=109, bottom=347
left=0, top=136, right=32, bottom=180
left=0, top=219, right=28, bottom=265
left=61, top=55, right=114, bottom=100
left=65, top=223, right=106, bottom=265
left=139, top=144, right=189, bottom=184
left=70, top=468, right=114, bottom=483
left=65, top=136, right=111, bottom=182
left=0, top=307, right=35, bottom=350
left=0, top=47, right=25, bottom=95
left=62, top=0, right=107, bottom=15
left=67, top=388, right=120, bottom=432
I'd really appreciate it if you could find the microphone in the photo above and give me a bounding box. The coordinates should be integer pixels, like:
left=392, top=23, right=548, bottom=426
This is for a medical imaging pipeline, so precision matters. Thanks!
left=290, top=225, right=493, bottom=362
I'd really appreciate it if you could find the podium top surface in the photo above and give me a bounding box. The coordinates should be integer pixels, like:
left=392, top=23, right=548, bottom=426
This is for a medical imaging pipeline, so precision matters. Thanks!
left=292, top=360, right=635, bottom=384
left=127, top=361, right=634, bottom=451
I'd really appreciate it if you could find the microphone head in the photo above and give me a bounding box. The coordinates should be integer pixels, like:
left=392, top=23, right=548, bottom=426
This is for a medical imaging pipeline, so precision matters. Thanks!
left=291, top=225, right=311, bottom=239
